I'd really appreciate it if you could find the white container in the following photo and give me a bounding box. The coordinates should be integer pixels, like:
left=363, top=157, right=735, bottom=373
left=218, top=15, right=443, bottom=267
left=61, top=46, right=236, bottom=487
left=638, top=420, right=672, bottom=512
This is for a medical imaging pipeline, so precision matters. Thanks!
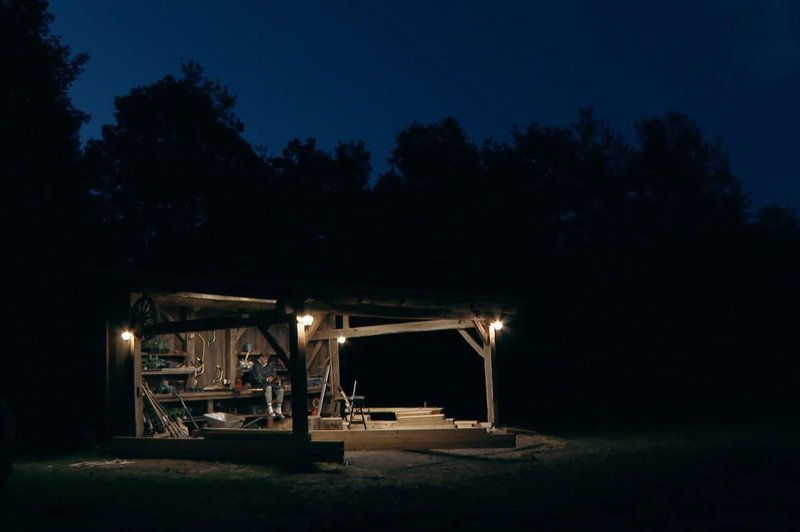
left=202, top=412, right=245, bottom=428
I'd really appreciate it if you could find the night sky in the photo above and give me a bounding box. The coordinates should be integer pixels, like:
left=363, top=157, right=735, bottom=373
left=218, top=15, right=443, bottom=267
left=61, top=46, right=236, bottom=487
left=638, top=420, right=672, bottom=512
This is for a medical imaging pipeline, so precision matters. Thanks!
left=49, top=0, right=799, bottom=212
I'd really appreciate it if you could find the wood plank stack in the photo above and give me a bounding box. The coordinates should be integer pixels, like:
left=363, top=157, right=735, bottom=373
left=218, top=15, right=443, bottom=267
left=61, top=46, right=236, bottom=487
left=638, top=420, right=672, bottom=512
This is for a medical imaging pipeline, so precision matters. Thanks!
left=346, top=406, right=458, bottom=429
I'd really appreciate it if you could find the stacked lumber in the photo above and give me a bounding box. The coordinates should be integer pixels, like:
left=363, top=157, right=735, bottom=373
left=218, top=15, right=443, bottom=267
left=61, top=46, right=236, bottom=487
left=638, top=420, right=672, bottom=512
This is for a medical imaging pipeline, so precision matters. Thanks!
left=347, top=406, right=458, bottom=429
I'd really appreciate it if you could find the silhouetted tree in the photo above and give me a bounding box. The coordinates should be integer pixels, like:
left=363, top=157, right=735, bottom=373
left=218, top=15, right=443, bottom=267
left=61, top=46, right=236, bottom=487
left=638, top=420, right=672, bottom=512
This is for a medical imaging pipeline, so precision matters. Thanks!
left=266, top=137, right=372, bottom=281
left=1, top=0, right=88, bottom=228
left=753, top=203, right=799, bottom=235
left=1, top=0, right=96, bottom=453
left=82, top=60, right=269, bottom=273
left=1, top=0, right=89, bottom=272
left=382, top=116, right=480, bottom=192
left=2, top=0, right=90, bottom=270
left=628, top=110, right=747, bottom=244
left=373, top=117, right=482, bottom=289
left=738, top=204, right=800, bottom=394
left=5, top=1, right=792, bottom=442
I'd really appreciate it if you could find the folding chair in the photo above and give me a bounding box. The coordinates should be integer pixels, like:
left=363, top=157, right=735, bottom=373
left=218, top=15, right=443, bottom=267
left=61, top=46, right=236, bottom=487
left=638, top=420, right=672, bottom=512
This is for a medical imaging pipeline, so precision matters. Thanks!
left=341, top=380, right=367, bottom=429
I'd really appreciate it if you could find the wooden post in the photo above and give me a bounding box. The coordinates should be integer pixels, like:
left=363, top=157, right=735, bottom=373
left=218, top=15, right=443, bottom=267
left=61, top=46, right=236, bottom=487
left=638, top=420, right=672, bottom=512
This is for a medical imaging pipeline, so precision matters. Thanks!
left=107, top=320, right=139, bottom=437
left=104, top=289, right=136, bottom=439
left=289, top=317, right=309, bottom=435
left=105, top=320, right=111, bottom=439
left=483, top=322, right=499, bottom=427
left=133, top=348, right=143, bottom=436
left=330, top=314, right=346, bottom=401
left=225, top=329, right=235, bottom=390
left=184, top=306, right=197, bottom=389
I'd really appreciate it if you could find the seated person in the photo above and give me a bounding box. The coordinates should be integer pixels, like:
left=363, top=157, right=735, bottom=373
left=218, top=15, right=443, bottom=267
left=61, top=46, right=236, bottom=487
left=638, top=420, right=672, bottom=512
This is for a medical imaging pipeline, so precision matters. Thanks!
left=251, top=353, right=284, bottom=421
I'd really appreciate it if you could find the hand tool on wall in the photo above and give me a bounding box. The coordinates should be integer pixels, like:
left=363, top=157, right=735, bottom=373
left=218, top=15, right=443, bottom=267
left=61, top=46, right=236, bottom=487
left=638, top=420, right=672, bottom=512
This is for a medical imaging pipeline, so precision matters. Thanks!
left=194, top=330, right=216, bottom=378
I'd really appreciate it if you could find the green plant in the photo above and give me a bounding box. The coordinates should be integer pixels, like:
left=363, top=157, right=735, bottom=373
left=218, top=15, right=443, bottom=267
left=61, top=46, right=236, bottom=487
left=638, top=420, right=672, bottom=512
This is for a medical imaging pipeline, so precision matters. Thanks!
left=142, top=336, right=170, bottom=354
left=143, top=354, right=167, bottom=370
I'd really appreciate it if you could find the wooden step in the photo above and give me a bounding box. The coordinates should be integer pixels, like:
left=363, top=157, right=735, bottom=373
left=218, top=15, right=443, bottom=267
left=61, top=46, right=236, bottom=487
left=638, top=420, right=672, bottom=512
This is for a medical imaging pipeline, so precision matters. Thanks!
left=366, top=407, right=444, bottom=416
left=395, top=414, right=452, bottom=426
left=393, top=409, right=444, bottom=417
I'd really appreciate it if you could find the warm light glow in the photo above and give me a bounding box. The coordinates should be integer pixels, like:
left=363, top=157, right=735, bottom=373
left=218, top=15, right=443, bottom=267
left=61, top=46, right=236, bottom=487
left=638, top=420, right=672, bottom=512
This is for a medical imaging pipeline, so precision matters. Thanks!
left=121, top=330, right=133, bottom=341
left=297, top=314, right=314, bottom=326
left=337, top=336, right=346, bottom=344
left=491, top=320, right=503, bottom=331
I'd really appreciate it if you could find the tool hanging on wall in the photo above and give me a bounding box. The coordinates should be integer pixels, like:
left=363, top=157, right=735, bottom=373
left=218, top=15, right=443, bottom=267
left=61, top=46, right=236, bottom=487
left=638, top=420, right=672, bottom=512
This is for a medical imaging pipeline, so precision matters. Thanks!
left=194, top=330, right=216, bottom=378
left=213, top=364, right=224, bottom=384
left=242, top=342, right=253, bottom=366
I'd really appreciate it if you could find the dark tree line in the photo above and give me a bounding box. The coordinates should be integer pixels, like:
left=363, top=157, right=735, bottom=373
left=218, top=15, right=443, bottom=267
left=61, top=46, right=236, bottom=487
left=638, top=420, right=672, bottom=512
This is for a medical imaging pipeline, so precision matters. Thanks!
left=3, top=0, right=799, bottom=452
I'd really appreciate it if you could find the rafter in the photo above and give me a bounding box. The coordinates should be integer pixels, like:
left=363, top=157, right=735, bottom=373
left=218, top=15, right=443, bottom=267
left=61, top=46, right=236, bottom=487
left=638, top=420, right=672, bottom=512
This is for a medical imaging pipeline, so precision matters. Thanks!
left=309, top=319, right=476, bottom=341
left=458, top=329, right=484, bottom=358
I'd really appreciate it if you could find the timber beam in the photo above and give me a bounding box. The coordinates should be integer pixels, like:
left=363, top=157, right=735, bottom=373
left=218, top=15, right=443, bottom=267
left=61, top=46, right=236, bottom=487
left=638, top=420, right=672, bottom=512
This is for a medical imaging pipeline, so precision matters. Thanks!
left=309, top=319, right=477, bottom=341
left=152, top=310, right=289, bottom=335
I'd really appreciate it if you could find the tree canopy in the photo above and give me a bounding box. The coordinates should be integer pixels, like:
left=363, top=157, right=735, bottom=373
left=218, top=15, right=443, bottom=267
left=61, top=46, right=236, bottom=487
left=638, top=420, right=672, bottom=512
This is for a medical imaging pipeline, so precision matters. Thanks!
left=5, top=0, right=800, bottom=451
left=1, top=0, right=88, bottom=252
left=82, top=60, right=270, bottom=272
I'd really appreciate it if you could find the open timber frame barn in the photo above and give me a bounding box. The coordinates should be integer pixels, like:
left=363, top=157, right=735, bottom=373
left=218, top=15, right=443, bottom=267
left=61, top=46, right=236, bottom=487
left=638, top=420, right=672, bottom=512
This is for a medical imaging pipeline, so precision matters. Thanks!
left=101, top=271, right=521, bottom=460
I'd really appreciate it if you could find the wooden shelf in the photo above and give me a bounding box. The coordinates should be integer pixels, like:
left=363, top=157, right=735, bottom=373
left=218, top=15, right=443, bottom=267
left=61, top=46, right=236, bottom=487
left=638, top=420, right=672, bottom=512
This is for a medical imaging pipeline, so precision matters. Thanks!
left=154, top=390, right=264, bottom=402
left=142, top=368, right=197, bottom=375
left=153, top=386, right=327, bottom=402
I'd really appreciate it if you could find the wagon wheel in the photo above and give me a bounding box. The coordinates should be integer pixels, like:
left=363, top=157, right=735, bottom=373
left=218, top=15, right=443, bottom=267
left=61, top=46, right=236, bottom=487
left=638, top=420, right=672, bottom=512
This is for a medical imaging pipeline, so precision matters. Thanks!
left=130, top=295, right=156, bottom=340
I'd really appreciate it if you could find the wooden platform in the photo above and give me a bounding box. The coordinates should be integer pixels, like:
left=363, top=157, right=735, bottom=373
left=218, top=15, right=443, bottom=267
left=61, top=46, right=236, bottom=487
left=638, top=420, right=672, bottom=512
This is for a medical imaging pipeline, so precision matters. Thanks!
left=105, top=406, right=513, bottom=461
left=310, top=427, right=516, bottom=451
left=193, top=425, right=516, bottom=451
left=103, top=425, right=514, bottom=463
left=104, top=433, right=344, bottom=464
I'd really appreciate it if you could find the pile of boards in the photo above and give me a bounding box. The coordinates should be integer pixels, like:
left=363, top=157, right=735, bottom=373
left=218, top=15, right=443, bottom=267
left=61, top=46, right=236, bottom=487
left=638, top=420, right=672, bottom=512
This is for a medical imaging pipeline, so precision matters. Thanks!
left=353, top=406, right=487, bottom=430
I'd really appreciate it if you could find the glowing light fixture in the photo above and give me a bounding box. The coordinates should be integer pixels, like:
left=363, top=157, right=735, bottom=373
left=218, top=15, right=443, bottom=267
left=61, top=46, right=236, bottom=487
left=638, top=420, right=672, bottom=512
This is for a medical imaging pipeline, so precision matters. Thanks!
left=297, top=314, right=314, bottom=326
left=337, top=336, right=346, bottom=344
left=121, top=330, right=133, bottom=341
left=491, top=320, right=503, bottom=331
